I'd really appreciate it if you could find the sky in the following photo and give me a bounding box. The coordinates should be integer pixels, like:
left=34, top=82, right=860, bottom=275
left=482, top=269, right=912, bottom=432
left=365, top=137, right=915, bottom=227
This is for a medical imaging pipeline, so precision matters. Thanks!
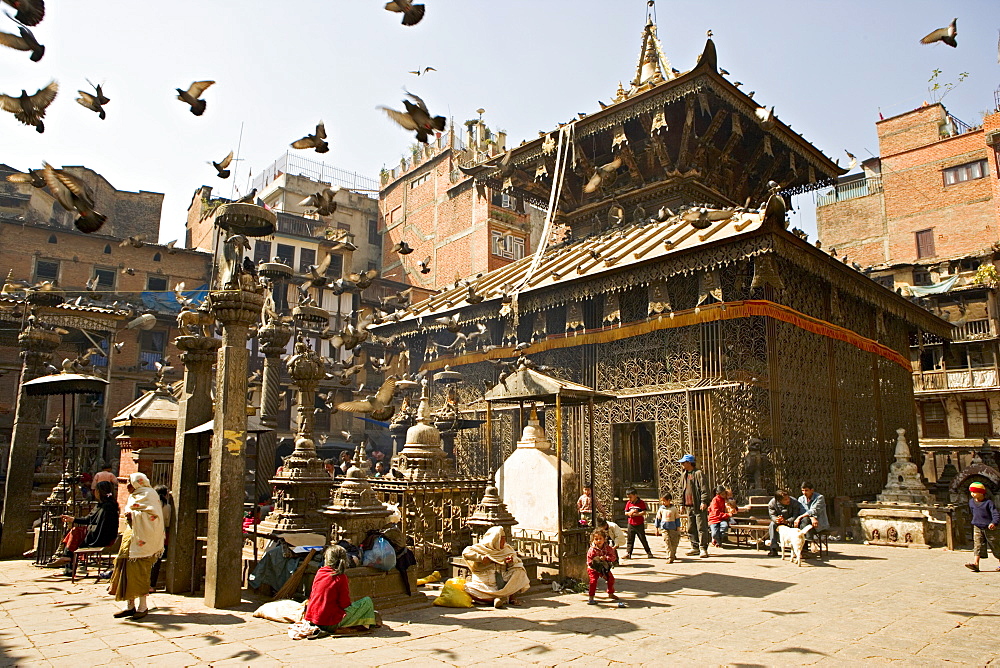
left=2, top=0, right=998, bottom=245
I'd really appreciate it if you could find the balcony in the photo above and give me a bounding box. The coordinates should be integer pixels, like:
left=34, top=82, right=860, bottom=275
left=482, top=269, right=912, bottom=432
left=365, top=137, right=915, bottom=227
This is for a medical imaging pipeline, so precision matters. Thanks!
left=913, top=366, right=1000, bottom=392
left=953, top=319, right=995, bottom=342
left=816, top=176, right=883, bottom=206
left=139, top=351, right=164, bottom=369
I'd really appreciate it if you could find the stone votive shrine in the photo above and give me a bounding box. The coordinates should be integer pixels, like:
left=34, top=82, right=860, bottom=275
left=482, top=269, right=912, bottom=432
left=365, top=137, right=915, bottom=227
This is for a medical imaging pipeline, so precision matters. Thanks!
left=857, top=428, right=955, bottom=548
left=371, top=380, right=488, bottom=575
left=30, top=418, right=65, bottom=520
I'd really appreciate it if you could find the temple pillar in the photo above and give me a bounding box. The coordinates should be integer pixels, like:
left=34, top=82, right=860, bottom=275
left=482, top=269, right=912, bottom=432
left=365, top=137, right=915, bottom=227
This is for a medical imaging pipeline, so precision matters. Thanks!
left=166, top=335, right=220, bottom=594
left=0, top=323, right=61, bottom=558
left=255, top=316, right=292, bottom=501
left=204, top=287, right=264, bottom=608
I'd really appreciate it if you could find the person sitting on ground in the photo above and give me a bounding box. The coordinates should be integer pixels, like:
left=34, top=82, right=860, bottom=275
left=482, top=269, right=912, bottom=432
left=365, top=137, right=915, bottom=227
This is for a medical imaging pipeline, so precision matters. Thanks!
left=52, top=480, right=119, bottom=573
left=108, top=473, right=164, bottom=621
left=708, top=486, right=733, bottom=548
left=461, top=526, right=530, bottom=609
left=304, top=545, right=379, bottom=635
left=794, top=482, right=829, bottom=544
left=623, top=488, right=654, bottom=560
left=586, top=528, right=619, bottom=605
left=596, top=516, right=627, bottom=549
left=966, top=482, right=1000, bottom=573
left=767, top=489, right=804, bottom=557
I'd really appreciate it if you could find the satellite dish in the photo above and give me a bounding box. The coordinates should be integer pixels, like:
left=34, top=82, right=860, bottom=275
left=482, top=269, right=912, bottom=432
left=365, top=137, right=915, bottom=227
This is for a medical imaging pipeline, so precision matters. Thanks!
left=126, top=313, right=157, bottom=331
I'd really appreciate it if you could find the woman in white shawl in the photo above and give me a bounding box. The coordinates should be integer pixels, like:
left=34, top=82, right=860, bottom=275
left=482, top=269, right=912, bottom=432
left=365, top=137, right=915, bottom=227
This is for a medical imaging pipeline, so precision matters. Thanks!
left=462, top=526, right=530, bottom=608
left=108, top=473, right=164, bottom=620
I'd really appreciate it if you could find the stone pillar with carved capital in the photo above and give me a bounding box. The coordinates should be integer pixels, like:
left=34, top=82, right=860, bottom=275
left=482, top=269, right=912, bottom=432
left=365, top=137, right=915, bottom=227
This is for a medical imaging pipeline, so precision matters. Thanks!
left=255, top=316, right=292, bottom=501
left=256, top=337, right=333, bottom=535
left=166, top=334, right=221, bottom=594
left=204, top=287, right=264, bottom=608
left=0, top=323, right=61, bottom=558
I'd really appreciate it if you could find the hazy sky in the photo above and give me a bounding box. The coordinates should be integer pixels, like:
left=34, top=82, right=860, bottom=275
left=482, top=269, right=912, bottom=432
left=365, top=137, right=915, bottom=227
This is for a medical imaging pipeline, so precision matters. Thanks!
left=2, top=1, right=998, bottom=244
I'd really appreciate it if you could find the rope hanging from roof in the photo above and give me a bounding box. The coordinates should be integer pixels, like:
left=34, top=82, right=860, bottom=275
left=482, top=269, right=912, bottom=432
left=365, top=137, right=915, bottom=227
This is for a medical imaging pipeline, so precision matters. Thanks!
left=509, top=121, right=576, bottom=326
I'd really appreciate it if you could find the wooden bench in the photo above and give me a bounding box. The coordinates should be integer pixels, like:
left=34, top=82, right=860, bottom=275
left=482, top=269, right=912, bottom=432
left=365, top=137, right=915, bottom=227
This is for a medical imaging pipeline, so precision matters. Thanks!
left=729, top=524, right=769, bottom=550
left=71, top=535, right=121, bottom=584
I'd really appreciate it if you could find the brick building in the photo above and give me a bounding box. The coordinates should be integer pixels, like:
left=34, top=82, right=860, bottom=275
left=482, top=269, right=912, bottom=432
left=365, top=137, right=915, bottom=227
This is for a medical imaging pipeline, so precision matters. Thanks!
left=378, top=123, right=545, bottom=294
left=816, top=97, right=1000, bottom=483
left=0, top=163, right=213, bottom=474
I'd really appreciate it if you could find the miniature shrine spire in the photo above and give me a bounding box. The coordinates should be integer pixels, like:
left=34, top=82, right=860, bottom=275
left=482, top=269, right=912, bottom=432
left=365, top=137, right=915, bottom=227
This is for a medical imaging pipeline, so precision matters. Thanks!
left=632, top=6, right=674, bottom=89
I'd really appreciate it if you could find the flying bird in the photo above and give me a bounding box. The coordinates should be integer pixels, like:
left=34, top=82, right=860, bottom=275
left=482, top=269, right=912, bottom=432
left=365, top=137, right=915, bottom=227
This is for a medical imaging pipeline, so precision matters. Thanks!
left=212, top=150, right=234, bottom=179
left=0, top=80, right=56, bottom=132
left=41, top=162, right=106, bottom=233
left=754, top=105, right=774, bottom=130
left=76, top=81, right=109, bottom=119
left=2, top=0, right=43, bottom=26
left=379, top=92, right=446, bottom=143
left=583, top=157, right=622, bottom=194
left=920, top=18, right=957, bottom=47
left=392, top=240, right=413, bottom=255
left=408, top=66, right=436, bottom=76
left=6, top=167, right=44, bottom=188
left=0, top=23, right=44, bottom=61
left=120, top=235, right=144, bottom=248
left=176, top=80, right=214, bottom=116
left=300, top=188, right=337, bottom=216
left=336, top=378, right=397, bottom=421
left=417, top=256, right=431, bottom=274
left=384, top=0, right=424, bottom=26
left=291, top=121, right=329, bottom=153
left=302, top=253, right=333, bottom=288
left=348, top=268, right=379, bottom=289
left=845, top=150, right=858, bottom=171
left=435, top=314, right=461, bottom=333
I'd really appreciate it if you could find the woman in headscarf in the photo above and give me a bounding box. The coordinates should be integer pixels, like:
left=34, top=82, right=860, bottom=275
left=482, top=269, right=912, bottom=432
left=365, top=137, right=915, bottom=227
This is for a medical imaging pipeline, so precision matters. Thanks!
left=462, top=526, right=530, bottom=608
left=108, top=473, right=164, bottom=620
left=52, top=480, right=120, bottom=574
left=304, top=545, right=379, bottom=636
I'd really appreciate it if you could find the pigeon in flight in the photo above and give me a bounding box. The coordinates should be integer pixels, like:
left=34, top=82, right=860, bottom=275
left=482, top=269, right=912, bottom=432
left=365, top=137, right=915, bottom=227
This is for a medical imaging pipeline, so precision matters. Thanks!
left=408, top=66, right=436, bottom=76
left=291, top=121, right=329, bottom=153
left=0, top=22, right=43, bottom=61
left=379, top=92, right=446, bottom=143
left=417, top=256, right=431, bottom=274
left=43, top=163, right=106, bottom=233
left=2, top=0, right=43, bottom=26
left=0, top=80, right=56, bottom=132
left=301, top=188, right=338, bottom=216
left=384, top=0, right=424, bottom=26
left=212, top=150, right=234, bottom=179
left=392, top=240, right=414, bottom=255
left=584, top=157, right=622, bottom=194
left=176, top=80, right=214, bottom=116
left=920, top=18, right=957, bottom=47
left=76, top=81, right=109, bottom=119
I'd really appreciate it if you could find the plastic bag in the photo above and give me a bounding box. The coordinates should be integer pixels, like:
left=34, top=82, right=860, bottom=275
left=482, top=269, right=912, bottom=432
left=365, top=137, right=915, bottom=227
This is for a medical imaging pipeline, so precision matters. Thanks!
left=362, top=536, right=397, bottom=572
left=433, top=580, right=473, bottom=608
left=416, top=570, right=442, bottom=586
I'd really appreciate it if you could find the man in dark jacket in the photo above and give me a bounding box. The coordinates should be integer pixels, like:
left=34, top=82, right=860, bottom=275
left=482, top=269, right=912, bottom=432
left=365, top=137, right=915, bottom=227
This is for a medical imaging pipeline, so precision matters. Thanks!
left=679, top=454, right=711, bottom=558
left=767, top=489, right=804, bottom=557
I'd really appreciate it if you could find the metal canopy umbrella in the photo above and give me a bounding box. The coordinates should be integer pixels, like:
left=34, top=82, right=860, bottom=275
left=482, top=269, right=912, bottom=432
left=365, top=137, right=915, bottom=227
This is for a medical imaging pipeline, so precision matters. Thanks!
left=23, top=372, right=109, bottom=565
left=483, top=365, right=616, bottom=553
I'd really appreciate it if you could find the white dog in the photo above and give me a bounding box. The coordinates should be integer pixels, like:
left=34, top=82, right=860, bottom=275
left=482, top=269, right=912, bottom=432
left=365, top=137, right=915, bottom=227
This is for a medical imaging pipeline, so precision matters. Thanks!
left=777, top=524, right=807, bottom=566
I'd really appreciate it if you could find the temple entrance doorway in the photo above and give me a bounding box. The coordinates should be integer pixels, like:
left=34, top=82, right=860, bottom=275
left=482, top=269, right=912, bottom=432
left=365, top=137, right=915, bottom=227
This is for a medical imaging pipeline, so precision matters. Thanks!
left=613, top=422, right=656, bottom=520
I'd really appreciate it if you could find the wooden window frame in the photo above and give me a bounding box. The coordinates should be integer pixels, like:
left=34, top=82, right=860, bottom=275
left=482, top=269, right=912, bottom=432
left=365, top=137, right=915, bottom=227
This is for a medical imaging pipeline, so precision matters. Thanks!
left=963, top=399, right=991, bottom=439
left=921, top=401, right=949, bottom=439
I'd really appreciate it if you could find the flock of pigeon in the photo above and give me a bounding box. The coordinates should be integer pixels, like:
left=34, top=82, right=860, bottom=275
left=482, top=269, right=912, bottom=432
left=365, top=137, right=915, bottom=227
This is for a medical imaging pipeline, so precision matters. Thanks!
left=1, top=0, right=440, bottom=237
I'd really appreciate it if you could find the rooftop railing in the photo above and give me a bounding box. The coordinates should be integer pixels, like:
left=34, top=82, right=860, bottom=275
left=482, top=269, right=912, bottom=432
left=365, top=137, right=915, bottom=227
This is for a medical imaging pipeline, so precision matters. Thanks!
left=816, top=175, right=883, bottom=207
left=913, top=366, right=1000, bottom=392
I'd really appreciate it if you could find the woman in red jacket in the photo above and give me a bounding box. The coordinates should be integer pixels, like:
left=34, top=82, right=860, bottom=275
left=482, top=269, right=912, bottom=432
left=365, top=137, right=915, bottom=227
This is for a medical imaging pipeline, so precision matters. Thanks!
left=305, top=545, right=379, bottom=635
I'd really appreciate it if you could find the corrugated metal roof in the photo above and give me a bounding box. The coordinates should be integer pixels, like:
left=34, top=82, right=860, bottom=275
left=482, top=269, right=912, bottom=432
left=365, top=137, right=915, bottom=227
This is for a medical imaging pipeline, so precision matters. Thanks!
left=399, top=208, right=765, bottom=324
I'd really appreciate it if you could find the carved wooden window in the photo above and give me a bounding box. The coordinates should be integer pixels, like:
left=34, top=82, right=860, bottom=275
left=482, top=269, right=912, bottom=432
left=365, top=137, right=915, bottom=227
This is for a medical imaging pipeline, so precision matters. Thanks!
left=915, top=229, right=935, bottom=259
left=963, top=399, right=991, bottom=438
left=921, top=401, right=948, bottom=439
left=491, top=230, right=525, bottom=260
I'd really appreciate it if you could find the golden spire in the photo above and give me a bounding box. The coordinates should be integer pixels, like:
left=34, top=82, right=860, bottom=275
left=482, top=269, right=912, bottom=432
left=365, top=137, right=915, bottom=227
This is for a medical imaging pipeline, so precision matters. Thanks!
left=631, top=6, right=674, bottom=90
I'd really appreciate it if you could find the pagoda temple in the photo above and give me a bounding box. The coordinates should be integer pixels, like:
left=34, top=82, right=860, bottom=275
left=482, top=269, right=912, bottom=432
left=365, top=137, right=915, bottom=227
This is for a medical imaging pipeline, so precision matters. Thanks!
left=372, top=15, right=952, bottom=517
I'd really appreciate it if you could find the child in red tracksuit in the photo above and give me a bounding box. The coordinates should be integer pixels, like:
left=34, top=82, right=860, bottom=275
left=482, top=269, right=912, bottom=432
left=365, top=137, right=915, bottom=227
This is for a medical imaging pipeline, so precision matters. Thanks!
left=587, top=529, right=619, bottom=605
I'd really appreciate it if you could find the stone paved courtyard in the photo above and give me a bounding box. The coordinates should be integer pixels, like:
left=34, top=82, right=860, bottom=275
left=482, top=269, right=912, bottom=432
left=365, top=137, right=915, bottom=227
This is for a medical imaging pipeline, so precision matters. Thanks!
left=2, top=540, right=998, bottom=667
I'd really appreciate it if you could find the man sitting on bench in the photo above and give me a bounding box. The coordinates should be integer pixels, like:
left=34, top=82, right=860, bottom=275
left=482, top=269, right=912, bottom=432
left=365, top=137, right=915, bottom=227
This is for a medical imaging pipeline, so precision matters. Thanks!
left=766, top=489, right=803, bottom=558
left=794, top=482, right=829, bottom=548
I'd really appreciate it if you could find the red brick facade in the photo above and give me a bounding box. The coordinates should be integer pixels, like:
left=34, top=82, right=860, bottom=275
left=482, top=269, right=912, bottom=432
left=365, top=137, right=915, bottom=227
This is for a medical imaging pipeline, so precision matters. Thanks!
left=817, top=103, right=1000, bottom=267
